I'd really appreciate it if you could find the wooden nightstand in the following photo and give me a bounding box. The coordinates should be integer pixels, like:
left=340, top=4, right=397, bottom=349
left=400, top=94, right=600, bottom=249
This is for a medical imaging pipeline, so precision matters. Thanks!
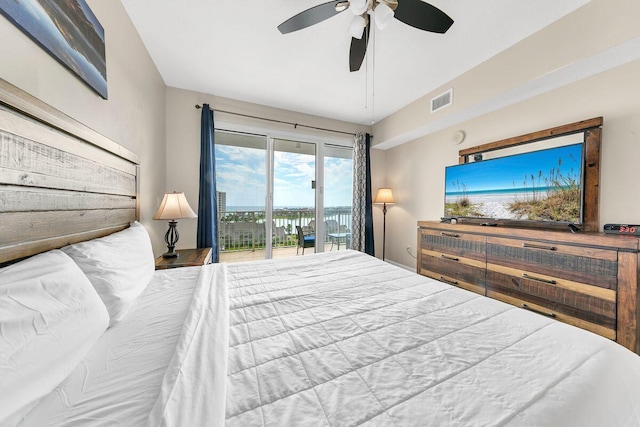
left=155, top=248, right=212, bottom=270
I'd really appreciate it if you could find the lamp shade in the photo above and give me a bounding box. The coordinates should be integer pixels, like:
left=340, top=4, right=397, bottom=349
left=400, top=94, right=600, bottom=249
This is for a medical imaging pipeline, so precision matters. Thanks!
left=153, top=192, right=197, bottom=220
left=374, top=188, right=395, bottom=204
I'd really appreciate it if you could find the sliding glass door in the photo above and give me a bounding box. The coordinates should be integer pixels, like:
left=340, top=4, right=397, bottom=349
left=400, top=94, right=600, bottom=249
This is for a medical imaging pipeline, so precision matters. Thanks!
left=324, top=145, right=353, bottom=251
left=215, top=131, right=267, bottom=262
left=273, top=139, right=316, bottom=256
left=215, top=129, right=351, bottom=262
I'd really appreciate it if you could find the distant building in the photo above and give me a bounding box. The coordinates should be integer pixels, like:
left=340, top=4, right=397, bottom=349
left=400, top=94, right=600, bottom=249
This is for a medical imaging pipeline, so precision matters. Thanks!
left=217, top=191, right=227, bottom=213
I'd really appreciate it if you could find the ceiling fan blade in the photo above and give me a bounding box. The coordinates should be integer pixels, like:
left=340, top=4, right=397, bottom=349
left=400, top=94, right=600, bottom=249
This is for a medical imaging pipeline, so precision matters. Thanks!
left=278, top=1, right=347, bottom=34
left=349, top=20, right=371, bottom=72
left=394, top=0, right=454, bottom=34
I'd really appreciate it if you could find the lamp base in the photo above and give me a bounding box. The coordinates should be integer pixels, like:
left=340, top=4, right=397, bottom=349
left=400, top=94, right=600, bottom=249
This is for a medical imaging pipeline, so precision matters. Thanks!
left=162, top=251, right=179, bottom=258
left=163, top=220, right=180, bottom=259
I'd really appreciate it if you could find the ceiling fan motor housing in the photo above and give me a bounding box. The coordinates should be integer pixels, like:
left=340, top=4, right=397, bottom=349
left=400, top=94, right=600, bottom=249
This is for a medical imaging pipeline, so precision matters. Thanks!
left=348, top=0, right=399, bottom=15
left=375, top=0, right=399, bottom=12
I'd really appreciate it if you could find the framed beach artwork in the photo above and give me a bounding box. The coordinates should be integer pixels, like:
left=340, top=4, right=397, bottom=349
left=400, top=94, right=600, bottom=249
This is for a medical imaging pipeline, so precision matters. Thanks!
left=0, top=0, right=107, bottom=99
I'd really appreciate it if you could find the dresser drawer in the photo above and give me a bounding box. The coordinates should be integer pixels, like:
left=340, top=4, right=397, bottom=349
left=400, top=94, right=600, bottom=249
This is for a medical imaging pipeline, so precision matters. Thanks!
left=486, top=236, right=618, bottom=289
left=420, top=228, right=486, bottom=262
left=420, top=251, right=485, bottom=295
left=487, top=289, right=616, bottom=340
left=485, top=264, right=616, bottom=339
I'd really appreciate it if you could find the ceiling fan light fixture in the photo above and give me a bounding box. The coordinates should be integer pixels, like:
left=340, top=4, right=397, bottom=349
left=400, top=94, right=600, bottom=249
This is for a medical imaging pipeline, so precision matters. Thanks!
left=335, top=2, right=350, bottom=12
left=349, top=0, right=369, bottom=16
left=348, top=14, right=366, bottom=39
left=374, top=2, right=394, bottom=30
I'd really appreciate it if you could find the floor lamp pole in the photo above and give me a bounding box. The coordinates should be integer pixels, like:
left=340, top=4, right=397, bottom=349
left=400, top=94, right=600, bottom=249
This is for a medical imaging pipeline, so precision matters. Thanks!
left=382, top=203, right=387, bottom=261
left=374, top=188, right=394, bottom=262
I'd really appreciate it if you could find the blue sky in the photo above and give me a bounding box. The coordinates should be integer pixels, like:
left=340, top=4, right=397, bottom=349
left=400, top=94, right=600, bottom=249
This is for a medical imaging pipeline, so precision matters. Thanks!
left=215, top=145, right=353, bottom=208
left=445, top=143, right=583, bottom=194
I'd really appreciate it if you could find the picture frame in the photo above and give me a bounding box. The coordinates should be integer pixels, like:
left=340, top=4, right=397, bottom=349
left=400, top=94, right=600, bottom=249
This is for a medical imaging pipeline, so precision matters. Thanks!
left=0, top=0, right=107, bottom=99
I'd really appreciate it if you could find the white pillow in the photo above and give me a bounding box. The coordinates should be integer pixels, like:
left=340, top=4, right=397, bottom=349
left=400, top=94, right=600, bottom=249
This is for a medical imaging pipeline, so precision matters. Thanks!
left=0, top=250, right=109, bottom=425
left=62, top=221, right=155, bottom=327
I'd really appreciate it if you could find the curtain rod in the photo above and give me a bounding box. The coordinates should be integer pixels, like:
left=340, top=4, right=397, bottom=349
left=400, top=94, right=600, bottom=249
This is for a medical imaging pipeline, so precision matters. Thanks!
left=195, top=104, right=358, bottom=137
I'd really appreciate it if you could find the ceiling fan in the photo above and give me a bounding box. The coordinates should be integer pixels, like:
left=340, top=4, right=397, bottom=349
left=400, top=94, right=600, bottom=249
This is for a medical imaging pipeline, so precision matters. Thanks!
left=278, top=0, right=454, bottom=72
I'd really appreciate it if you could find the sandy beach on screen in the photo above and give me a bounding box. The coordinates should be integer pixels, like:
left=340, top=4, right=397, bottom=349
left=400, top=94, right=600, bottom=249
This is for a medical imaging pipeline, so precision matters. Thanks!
left=445, top=192, right=532, bottom=219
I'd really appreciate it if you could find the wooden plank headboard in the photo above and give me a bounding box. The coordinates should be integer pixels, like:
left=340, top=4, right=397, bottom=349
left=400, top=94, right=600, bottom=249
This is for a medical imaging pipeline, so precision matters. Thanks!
left=0, top=78, right=140, bottom=264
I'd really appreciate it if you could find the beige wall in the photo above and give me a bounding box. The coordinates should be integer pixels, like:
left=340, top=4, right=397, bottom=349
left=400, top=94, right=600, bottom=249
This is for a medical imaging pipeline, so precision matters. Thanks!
left=371, top=0, right=640, bottom=269
left=0, top=0, right=168, bottom=254
left=165, top=86, right=371, bottom=250
left=375, top=59, right=640, bottom=268
left=373, top=0, right=640, bottom=149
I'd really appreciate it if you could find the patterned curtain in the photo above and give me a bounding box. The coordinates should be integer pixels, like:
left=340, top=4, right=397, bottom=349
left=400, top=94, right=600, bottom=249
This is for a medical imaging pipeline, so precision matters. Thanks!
left=351, top=132, right=375, bottom=256
left=197, top=104, right=219, bottom=262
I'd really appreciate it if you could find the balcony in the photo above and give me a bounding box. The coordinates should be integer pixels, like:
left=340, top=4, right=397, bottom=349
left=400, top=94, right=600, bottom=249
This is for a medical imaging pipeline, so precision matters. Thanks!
left=218, top=207, right=351, bottom=262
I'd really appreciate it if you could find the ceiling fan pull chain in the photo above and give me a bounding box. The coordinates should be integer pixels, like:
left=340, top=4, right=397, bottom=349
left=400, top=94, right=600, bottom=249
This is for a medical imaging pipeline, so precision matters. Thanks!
left=371, top=23, right=376, bottom=124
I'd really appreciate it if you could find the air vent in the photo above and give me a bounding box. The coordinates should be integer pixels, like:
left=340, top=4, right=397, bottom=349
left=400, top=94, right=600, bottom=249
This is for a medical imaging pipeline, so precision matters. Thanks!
left=430, top=88, right=453, bottom=113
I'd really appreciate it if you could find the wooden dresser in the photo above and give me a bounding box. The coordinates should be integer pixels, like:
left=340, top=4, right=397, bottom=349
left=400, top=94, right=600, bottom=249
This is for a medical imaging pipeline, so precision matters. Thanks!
left=418, top=221, right=640, bottom=354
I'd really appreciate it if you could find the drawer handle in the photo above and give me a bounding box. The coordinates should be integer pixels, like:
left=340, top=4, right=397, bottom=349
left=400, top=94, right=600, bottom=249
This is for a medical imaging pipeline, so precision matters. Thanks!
left=440, top=254, right=460, bottom=262
left=520, top=303, right=557, bottom=318
left=522, top=243, right=557, bottom=251
left=522, top=273, right=557, bottom=285
left=439, top=276, right=458, bottom=286
left=441, top=232, right=460, bottom=238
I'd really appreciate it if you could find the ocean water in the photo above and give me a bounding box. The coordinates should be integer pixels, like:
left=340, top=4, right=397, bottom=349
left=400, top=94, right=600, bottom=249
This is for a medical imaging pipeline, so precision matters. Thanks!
left=444, top=186, right=568, bottom=197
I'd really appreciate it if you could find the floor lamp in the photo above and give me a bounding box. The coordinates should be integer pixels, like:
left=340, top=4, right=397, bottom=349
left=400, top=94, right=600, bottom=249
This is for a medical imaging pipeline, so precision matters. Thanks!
left=374, top=188, right=395, bottom=261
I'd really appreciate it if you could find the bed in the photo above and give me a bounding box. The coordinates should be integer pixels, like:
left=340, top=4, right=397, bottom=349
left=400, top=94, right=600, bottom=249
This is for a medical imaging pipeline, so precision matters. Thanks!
left=2, top=79, right=640, bottom=427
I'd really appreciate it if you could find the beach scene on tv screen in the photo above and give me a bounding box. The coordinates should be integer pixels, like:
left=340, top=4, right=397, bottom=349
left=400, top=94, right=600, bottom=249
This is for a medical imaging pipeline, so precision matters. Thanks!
left=445, top=143, right=583, bottom=223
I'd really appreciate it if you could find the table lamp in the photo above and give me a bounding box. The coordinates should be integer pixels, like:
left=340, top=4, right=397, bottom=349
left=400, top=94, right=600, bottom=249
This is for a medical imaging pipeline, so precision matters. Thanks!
left=374, top=188, right=395, bottom=261
left=153, top=192, right=197, bottom=258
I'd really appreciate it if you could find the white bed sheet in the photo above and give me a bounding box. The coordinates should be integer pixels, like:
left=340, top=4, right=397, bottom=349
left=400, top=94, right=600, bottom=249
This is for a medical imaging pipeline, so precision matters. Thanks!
left=15, top=267, right=203, bottom=427
left=147, top=263, right=229, bottom=427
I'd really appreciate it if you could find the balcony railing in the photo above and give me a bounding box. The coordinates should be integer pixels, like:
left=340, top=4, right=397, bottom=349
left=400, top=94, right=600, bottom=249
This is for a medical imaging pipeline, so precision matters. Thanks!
left=218, top=207, right=351, bottom=253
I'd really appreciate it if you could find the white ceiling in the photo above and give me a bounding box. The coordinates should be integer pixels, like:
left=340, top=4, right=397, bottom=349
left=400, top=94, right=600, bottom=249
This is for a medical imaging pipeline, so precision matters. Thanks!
left=120, top=0, right=590, bottom=126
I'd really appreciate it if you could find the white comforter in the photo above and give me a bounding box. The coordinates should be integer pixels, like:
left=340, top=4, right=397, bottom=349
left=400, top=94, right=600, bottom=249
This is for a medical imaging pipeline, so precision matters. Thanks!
left=18, top=251, right=640, bottom=426
left=218, top=251, right=640, bottom=427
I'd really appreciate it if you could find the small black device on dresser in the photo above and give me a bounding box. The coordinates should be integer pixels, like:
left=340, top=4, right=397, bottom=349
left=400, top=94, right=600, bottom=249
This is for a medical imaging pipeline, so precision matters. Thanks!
left=604, top=224, right=640, bottom=235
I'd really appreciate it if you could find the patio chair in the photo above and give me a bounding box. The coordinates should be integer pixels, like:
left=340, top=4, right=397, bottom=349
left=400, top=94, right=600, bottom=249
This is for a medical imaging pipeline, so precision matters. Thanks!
left=325, top=220, right=349, bottom=251
left=296, top=225, right=315, bottom=255
left=325, top=219, right=339, bottom=234
left=272, top=221, right=286, bottom=245
left=325, top=219, right=348, bottom=233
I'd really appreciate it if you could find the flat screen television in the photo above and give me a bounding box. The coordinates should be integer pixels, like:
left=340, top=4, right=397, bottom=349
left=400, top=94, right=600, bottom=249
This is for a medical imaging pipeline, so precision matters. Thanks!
left=444, top=143, right=584, bottom=225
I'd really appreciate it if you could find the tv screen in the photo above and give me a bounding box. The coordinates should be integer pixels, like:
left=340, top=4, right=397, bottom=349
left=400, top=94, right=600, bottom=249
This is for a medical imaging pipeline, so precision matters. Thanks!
left=444, top=143, right=584, bottom=224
